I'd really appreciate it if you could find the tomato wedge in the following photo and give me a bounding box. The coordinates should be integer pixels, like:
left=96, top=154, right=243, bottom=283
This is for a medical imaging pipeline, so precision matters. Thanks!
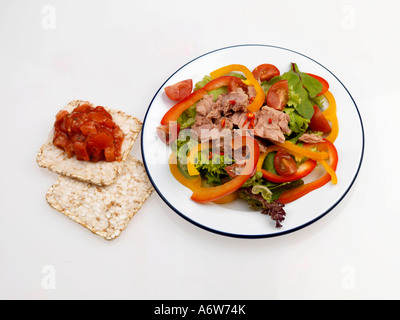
left=309, top=105, right=331, bottom=133
left=306, top=73, right=329, bottom=97
left=164, top=79, right=193, bottom=101
left=266, top=79, right=289, bottom=111
left=252, top=64, right=280, bottom=82
left=190, top=136, right=260, bottom=203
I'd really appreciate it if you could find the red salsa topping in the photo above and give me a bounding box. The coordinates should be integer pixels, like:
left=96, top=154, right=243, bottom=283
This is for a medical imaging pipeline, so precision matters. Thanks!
left=53, top=102, right=125, bottom=162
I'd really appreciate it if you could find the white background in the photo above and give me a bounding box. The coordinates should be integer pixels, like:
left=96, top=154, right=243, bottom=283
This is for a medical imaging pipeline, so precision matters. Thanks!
left=0, top=0, right=398, bottom=300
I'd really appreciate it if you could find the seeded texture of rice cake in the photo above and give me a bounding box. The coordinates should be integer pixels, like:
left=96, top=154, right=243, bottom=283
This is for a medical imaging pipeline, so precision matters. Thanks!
left=46, top=156, right=154, bottom=240
left=37, top=100, right=142, bottom=186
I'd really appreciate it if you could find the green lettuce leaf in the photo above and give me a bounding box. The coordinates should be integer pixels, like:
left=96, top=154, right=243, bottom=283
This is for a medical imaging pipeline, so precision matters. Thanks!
left=194, top=75, right=212, bottom=91
left=242, top=171, right=265, bottom=188
left=195, top=152, right=232, bottom=186
left=287, top=86, right=302, bottom=108
left=252, top=185, right=273, bottom=202
left=284, top=107, right=310, bottom=135
left=177, top=104, right=197, bottom=129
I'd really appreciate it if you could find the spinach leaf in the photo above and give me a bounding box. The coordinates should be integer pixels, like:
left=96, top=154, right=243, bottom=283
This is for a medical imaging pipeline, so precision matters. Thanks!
left=292, top=63, right=323, bottom=99
left=280, top=63, right=323, bottom=119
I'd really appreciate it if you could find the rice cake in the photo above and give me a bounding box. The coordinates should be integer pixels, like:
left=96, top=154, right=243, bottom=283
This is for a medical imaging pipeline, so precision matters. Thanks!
left=37, top=100, right=142, bottom=186
left=46, top=156, right=154, bottom=240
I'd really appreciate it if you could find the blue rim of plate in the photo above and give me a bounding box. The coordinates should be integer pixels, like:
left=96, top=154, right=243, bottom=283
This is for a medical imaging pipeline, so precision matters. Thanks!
left=141, top=44, right=365, bottom=239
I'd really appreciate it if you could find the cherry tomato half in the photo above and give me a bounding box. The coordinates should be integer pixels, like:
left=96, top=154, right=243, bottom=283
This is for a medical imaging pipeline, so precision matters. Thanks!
left=164, top=79, right=193, bottom=101
left=306, top=73, right=329, bottom=97
left=309, top=105, right=332, bottom=133
left=252, top=64, right=280, bottom=82
left=266, top=79, right=289, bottom=111
left=274, top=149, right=298, bottom=177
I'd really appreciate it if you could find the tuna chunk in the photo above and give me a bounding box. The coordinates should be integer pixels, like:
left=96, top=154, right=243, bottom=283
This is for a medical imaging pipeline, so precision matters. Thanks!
left=216, top=89, right=249, bottom=115
left=191, top=94, right=232, bottom=142
left=299, top=133, right=324, bottom=143
left=196, top=94, right=214, bottom=116
left=190, top=89, right=290, bottom=146
left=247, top=86, right=257, bottom=100
left=253, top=106, right=291, bottom=143
left=230, top=112, right=250, bottom=128
left=230, top=106, right=291, bottom=144
left=192, top=89, right=249, bottom=141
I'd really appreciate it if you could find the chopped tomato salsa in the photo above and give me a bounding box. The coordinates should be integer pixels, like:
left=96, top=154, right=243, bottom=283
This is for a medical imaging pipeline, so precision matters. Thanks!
left=53, top=102, right=125, bottom=162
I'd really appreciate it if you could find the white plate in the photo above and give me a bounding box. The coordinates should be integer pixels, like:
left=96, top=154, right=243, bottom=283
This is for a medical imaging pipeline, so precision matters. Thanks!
left=141, top=45, right=365, bottom=238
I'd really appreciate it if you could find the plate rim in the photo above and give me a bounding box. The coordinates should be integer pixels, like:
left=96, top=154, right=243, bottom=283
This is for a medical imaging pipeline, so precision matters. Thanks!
left=141, top=44, right=365, bottom=239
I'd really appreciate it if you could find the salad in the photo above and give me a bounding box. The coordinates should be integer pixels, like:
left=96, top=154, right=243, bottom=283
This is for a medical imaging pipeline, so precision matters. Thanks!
left=157, top=63, right=339, bottom=228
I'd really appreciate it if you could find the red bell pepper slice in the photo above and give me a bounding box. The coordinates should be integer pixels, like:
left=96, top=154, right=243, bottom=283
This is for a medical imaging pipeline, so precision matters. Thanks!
left=161, top=88, right=207, bottom=125
left=202, top=76, right=237, bottom=92
left=278, top=139, right=338, bottom=204
left=190, top=136, right=260, bottom=203
left=257, top=145, right=317, bottom=183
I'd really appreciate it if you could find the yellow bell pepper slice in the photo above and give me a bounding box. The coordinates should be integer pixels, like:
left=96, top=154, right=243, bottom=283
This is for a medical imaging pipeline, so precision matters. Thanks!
left=274, top=141, right=328, bottom=161
left=319, top=159, right=338, bottom=184
left=323, top=91, right=339, bottom=143
left=187, top=143, right=202, bottom=176
left=210, top=64, right=265, bottom=113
